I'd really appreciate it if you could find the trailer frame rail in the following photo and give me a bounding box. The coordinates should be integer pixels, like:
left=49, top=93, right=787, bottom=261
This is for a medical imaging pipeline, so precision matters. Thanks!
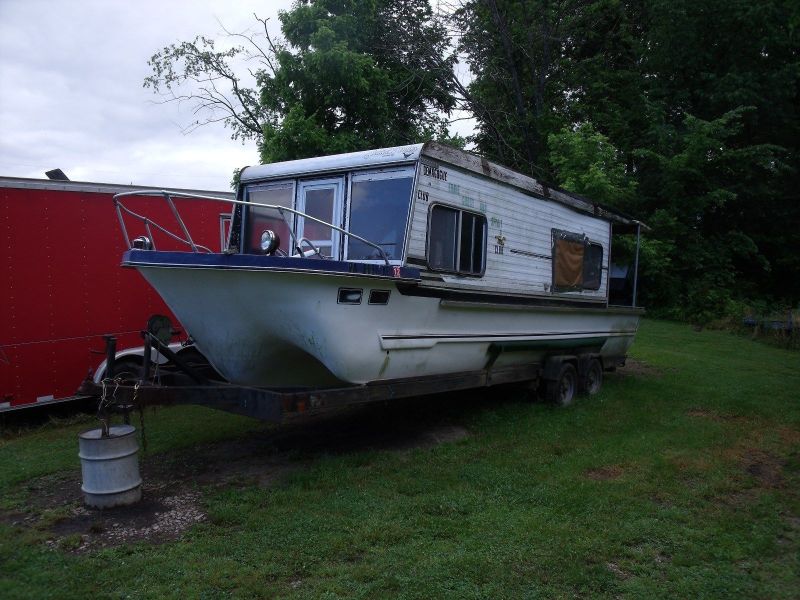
left=79, top=361, right=542, bottom=423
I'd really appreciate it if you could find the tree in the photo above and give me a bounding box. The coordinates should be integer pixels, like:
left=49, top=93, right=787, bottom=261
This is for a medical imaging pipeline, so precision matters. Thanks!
left=453, top=0, right=572, bottom=177
left=144, top=25, right=273, bottom=142
left=632, top=0, right=799, bottom=314
left=259, top=0, right=458, bottom=162
left=458, top=0, right=800, bottom=321
left=144, top=1, right=458, bottom=164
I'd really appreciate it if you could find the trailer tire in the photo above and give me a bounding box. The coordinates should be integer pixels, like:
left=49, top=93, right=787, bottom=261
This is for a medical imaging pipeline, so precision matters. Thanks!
left=581, top=358, right=603, bottom=396
left=544, top=363, right=578, bottom=406
left=109, top=357, right=142, bottom=382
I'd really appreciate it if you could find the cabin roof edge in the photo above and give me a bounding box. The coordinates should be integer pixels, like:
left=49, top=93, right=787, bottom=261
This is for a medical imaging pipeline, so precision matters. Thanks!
left=420, top=141, right=644, bottom=228
left=240, top=144, right=424, bottom=182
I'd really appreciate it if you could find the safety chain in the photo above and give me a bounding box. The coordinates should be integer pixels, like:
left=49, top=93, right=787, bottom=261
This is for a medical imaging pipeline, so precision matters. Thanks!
left=96, top=377, right=120, bottom=437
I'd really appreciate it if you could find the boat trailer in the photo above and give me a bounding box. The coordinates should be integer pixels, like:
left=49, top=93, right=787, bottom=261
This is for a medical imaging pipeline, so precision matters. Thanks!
left=79, top=328, right=543, bottom=423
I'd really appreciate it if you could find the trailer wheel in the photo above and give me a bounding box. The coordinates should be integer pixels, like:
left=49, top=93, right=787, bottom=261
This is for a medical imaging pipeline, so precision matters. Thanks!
left=544, top=363, right=578, bottom=406
left=109, top=357, right=142, bottom=382
left=581, top=359, right=603, bottom=396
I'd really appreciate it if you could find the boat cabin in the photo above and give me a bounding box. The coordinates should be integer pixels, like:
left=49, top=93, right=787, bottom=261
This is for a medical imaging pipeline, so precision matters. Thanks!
left=233, top=142, right=642, bottom=307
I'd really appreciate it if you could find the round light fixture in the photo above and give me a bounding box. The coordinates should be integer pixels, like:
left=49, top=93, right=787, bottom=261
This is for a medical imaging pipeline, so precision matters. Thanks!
left=260, top=230, right=280, bottom=254
left=132, top=235, right=153, bottom=250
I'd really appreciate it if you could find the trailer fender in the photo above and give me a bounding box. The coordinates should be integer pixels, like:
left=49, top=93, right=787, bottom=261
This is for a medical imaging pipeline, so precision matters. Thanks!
left=92, top=343, right=183, bottom=383
left=542, top=355, right=577, bottom=381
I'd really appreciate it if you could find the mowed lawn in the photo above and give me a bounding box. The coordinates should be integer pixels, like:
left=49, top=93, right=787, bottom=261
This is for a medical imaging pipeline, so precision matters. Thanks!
left=1, top=319, right=798, bottom=599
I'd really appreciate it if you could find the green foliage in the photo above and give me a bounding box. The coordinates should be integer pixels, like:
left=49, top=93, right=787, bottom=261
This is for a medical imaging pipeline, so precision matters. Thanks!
left=548, top=122, right=637, bottom=207
left=631, top=109, right=780, bottom=321
left=460, top=0, right=800, bottom=323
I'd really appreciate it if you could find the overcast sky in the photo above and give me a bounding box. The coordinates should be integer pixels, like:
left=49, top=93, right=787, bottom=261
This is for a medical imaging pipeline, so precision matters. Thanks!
left=0, top=0, right=294, bottom=191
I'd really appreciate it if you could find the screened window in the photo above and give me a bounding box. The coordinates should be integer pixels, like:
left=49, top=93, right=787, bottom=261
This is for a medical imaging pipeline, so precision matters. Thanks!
left=244, top=184, right=294, bottom=254
left=347, top=172, right=413, bottom=261
left=583, top=242, right=603, bottom=290
left=428, top=205, right=486, bottom=275
left=552, top=229, right=604, bottom=291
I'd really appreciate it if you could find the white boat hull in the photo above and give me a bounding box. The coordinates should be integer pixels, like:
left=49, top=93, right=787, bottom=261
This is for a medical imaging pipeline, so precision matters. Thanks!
left=132, top=260, right=641, bottom=387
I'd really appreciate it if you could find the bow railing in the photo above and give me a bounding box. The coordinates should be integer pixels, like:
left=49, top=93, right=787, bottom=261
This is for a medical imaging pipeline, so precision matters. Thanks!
left=112, top=190, right=391, bottom=265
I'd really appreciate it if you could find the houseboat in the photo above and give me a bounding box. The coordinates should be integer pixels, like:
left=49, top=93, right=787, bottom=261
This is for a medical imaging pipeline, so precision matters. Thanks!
left=116, top=142, right=644, bottom=405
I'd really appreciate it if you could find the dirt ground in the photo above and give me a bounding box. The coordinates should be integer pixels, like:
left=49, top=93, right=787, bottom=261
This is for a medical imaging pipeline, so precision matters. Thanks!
left=615, top=357, right=664, bottom=378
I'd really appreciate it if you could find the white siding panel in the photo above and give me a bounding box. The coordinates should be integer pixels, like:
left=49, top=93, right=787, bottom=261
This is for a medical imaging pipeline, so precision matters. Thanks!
left=408, top=160, right=610, bottom=300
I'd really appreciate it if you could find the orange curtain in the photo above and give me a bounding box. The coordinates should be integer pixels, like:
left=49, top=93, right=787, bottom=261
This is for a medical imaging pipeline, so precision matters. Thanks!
left=554, top=238, right=584, bottom=288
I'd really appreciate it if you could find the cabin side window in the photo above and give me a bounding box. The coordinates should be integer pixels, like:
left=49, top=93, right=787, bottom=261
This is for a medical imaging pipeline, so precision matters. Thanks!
left=243, top=183, right=294, bottom=255
left=583, top=242, right=603, bottom=290
left=427, top=205, right=487, bottom=276
left=552, top=229, right=603, bottom=292
left=346, top=169, right=414, bottom=261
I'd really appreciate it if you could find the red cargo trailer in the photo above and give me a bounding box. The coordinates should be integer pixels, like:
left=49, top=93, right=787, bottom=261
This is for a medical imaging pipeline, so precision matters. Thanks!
left=0, top=177, right=233, bottom=412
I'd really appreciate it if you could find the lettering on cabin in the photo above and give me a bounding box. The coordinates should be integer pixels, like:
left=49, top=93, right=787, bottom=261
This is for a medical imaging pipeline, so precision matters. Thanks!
left=490, top=217, right=503, bottom=228
left=422, top=163, right=448, bottom=181
left=460, top=197, right=487, bottom=213
left=417, top=190, right=429, bottom=203
left=448, top=183, right=460, bottom=195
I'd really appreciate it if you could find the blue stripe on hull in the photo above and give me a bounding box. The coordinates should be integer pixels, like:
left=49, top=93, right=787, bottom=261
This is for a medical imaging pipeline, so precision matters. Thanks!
left=122, top=250, right=420, bottom=280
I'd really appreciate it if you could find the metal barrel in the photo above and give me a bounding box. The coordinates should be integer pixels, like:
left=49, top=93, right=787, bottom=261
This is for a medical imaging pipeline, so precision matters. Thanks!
left=78, top=425, right=142, bottom=508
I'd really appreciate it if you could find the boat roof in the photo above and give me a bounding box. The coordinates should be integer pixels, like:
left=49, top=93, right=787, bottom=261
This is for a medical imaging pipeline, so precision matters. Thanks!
left=240, top=144, right=425, bottom=181
left=240, top=142, right=643, bottom=228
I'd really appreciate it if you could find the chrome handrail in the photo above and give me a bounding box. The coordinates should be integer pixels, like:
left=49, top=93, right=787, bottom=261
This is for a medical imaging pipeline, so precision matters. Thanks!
left=112, top=189, right=391, bottom=265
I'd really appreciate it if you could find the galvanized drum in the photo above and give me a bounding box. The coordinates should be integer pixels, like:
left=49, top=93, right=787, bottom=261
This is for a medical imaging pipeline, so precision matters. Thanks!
left=78, top=424, right=142, bottom=508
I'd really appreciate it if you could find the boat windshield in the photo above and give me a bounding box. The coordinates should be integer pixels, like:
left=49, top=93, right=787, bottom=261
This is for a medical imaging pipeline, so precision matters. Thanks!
left=346, top=171, right=413, bottom=261
left=242, top=169, right=413, bottom=261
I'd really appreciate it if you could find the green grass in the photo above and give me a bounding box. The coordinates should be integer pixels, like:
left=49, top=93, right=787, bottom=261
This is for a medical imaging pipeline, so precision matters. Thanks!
left=0, top=406, right=262, bottom=495
left=1, top=319, right=799, bottom=599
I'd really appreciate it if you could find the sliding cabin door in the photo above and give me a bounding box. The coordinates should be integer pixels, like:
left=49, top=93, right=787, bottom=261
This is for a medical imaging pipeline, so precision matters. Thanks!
left=296, top=178, right=344, bottom=258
